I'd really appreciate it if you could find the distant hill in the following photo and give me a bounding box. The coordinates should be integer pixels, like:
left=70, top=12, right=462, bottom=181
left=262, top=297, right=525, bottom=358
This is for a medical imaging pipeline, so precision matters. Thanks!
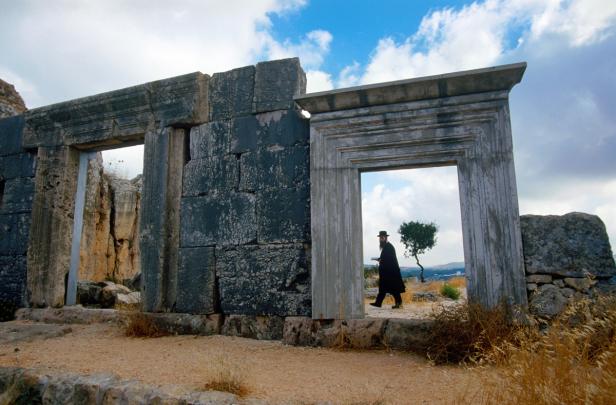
left=365, top=261, right=465, bottom=281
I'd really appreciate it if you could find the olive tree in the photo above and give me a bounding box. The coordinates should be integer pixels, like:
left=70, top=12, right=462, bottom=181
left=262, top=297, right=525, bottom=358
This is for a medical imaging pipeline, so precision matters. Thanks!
left=398, top=221, right=438, bottom=283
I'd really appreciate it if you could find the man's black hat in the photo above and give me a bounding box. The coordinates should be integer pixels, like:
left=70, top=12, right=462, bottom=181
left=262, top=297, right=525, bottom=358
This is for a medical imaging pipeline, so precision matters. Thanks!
left=377, top=231, right=389, bottom=237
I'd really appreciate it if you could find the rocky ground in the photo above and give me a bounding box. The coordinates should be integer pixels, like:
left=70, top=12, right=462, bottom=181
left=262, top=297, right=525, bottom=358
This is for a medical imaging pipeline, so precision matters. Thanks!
left=0, top=320, right=489, bottom=404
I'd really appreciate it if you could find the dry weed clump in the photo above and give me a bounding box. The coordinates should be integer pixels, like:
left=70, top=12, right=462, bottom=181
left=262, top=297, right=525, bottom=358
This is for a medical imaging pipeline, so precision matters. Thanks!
left=473, top=295, right=616, bottom=405
left=425, top=300, right=525, bottom=365
left=203, top=355, right=250, bottom=397
left=123, top=313, right=170, bottom=338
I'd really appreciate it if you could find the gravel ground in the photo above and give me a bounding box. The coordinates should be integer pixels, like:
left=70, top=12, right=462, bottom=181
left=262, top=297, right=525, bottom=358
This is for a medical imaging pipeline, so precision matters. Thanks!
left=0, top=320, right=488, bottom=404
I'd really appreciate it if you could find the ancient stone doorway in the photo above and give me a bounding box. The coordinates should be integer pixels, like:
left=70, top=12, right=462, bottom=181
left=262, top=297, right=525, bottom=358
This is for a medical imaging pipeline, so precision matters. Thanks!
left=65, top=145, right=144, bottom=307
left=296, top=63, right=529, bottom=320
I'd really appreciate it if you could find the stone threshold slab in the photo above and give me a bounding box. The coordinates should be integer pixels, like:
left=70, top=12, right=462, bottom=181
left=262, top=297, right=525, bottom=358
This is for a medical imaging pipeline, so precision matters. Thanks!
left=15, top=307, right=434, bottom=351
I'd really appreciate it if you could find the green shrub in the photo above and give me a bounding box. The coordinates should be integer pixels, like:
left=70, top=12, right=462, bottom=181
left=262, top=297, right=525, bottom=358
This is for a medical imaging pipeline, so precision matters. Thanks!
left=440, top=283, right=460, bottom=300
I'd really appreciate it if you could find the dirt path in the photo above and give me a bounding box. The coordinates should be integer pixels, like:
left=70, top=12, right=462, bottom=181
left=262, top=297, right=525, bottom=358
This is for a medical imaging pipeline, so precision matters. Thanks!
left=0, top=321, right=488, bottom=404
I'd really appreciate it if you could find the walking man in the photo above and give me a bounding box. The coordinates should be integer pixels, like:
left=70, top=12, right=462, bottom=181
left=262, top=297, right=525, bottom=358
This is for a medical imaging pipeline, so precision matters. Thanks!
left=370, top=231, right=406, bottom=309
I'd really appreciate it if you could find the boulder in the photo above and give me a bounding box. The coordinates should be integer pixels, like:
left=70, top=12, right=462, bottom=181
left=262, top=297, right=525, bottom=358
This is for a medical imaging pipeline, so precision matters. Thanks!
left=529, top=284, right=568, bottom=319
left=521, top=212, right=616, bottom=279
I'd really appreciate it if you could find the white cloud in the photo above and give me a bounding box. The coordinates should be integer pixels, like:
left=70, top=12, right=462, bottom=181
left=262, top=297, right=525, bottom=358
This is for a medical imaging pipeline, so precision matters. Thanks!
left=362, top=167, right=463, bottom=267
left=337, top=62, right=361, bottom=88
left=356, top=0, right=616, bottom=265
left=263, top=29, right=333, bottom=70
left=305, top=70, right=333, bottom=93
left=0, top=0, right=314, bottom=107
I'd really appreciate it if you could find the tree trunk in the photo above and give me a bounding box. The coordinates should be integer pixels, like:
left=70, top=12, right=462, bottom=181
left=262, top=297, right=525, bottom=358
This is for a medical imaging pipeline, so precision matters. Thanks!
left=414, top=254, right=425, bottom=283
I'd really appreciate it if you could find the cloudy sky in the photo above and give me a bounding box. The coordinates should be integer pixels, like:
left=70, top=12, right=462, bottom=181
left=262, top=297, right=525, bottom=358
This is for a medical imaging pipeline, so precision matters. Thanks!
left=1, top=0, right=614, bottom=266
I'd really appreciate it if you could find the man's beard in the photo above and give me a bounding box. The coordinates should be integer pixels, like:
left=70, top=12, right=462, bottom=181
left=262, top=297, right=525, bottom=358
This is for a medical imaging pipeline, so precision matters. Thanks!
left=379, top=240, right=386, bottom=249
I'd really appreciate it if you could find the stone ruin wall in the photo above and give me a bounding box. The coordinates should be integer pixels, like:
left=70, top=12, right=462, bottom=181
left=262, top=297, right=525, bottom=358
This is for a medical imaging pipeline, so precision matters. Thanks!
left=1, top=61, right=615, bottom=321
left=175, top=63, right=311, bottom=317
left=0, top=82, right=34, bottom=312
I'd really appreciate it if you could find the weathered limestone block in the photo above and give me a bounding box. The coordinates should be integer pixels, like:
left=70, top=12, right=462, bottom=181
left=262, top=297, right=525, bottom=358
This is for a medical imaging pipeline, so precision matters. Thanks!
left=526, top=274, right=552, bottom=284
left=0, top=153, right=36, bottom=180
left=27, top=146, right=80, bottom=307
left=564, top=277, right=593, bottom=292
left=180, top=193, right=257, bottom=247
left=521, top=213, right=616, bottom=279
left=0, top=115, right=26, bottom=156
left=239, top=145, right=310, bottom=191
left=254, top=58, right=307, bottom=113
left=23, top=72, right=209, bottom=149
left=230, top=109, right=309, bottom=155
left=189, top=120, right=231, bottom=159
left=182, top=156, right=238, bottom=196
left=383, top=319, right=434, bottom=351
left=176, top=247, right=217, bottom=314
left=0, top=213, right=31, bottom=255
left=529, top=284, right=568, bottom=319
left=221, top=314, right=285, bottom=340
left=0, top=256, right=26, bottom=308
left=217, top=244, right=311, bottom=316
left=208, top=65, right=255, bottom=120
left=257, top=185, right=310, bottom=243
left=0, top=78, right=27, bottom=119
left=0, top=177, right=34, bottom=213
left=282, top=316, right=319, bottom=346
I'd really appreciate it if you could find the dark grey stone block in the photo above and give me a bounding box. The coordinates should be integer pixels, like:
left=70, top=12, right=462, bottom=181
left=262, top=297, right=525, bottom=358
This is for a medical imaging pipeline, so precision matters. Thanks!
left=254, top=58, right=306, bottom=113
left=0, top=213, right=31, bottom=255
left=176, top=247, right=217, bottom=314
left=209, top=66, right=255, bottom=120
left=0, top=177, right=35, bottom=214
left=0, top=255, right=27, bottom=307
left=0, top=115, right=25, bottom=156
left=182, top=156, right=238, bottom=196
left=0, top=152, right=36, bottom=180
left=255, top=109, right=309, bottom=147
left=217, top=244, right=311, bottom=316
left=257, top=185, right=310, bottom=243
left=189, top=121, right=231, bottom=160
left=180, top=193, right=257, bottom=247
left=230, top=115, right=259, bottom=154
left=239, top=145, right=309, bottom=191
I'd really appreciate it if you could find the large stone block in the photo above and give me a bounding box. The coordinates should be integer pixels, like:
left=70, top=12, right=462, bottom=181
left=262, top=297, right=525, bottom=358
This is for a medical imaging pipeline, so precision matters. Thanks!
left=217, top=244, right=311, bottom=316
left=0, top=152, right=36, bottom=179
left=255, top=109, right=309, bottom=147
left=208, top=65, right=255, bottom=120
left=257, top=185, right=310, bottom=243
left=0, top=255, right=27, bottom=306
left=254, top=58, right=306, bottom=113
left=176, top=247, right=217, bottom=314
left=0, top=115, right=25, bottom=156
left=182, top=156, right=238, bottom=196
left=189, top=121, right=231, bottom=160
left=230, top=110, right=309, bottom=155
left=23, top=72, right=209, bottom=148
left=0, top=177, right=34, bottom=214
left=0, top=213, right=31, bottom=255
left=180, top=193, right=257, bottom=247
left=521, top=212, right=616, bottom=279
left=239, top=144, right=310, bottom=191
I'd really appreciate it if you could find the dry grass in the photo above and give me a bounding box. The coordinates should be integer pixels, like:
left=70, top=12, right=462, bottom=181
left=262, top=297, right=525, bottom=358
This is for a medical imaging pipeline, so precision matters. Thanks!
left=203, top=355, right=250, bottom=397
left=377, top=276, right=467, bottom=305
left=123, top=313, right=170, bottom=338
left=425, top=300, right=525, bottom=365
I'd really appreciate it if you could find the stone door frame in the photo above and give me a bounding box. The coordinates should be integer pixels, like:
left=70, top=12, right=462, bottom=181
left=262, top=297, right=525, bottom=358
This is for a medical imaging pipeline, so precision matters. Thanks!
left=296, top=63, right=529, bottom=319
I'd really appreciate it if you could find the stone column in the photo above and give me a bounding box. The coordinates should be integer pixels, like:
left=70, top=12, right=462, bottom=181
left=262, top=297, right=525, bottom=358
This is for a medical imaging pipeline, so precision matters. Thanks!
left=27, top=146, right=79, bottom=307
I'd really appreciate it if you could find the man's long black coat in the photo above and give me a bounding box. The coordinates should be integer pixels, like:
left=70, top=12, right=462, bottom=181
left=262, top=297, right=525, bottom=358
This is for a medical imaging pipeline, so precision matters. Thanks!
left=378, top=242, right=406, bottom=294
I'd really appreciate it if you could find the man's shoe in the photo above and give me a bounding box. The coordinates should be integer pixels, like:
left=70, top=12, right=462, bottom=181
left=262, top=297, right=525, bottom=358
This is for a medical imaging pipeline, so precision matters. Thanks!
left=392, top=303, right=404, bottom=309
left=369, top=303, right=381, bottom=308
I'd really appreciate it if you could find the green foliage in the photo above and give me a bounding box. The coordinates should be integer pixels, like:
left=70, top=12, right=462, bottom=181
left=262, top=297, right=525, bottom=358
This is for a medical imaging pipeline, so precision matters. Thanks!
left=398, top=220, right=438, bottom=282
left=440, top=283, right=461, bottom=300
left=398, top=221, right=438, bottom=258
